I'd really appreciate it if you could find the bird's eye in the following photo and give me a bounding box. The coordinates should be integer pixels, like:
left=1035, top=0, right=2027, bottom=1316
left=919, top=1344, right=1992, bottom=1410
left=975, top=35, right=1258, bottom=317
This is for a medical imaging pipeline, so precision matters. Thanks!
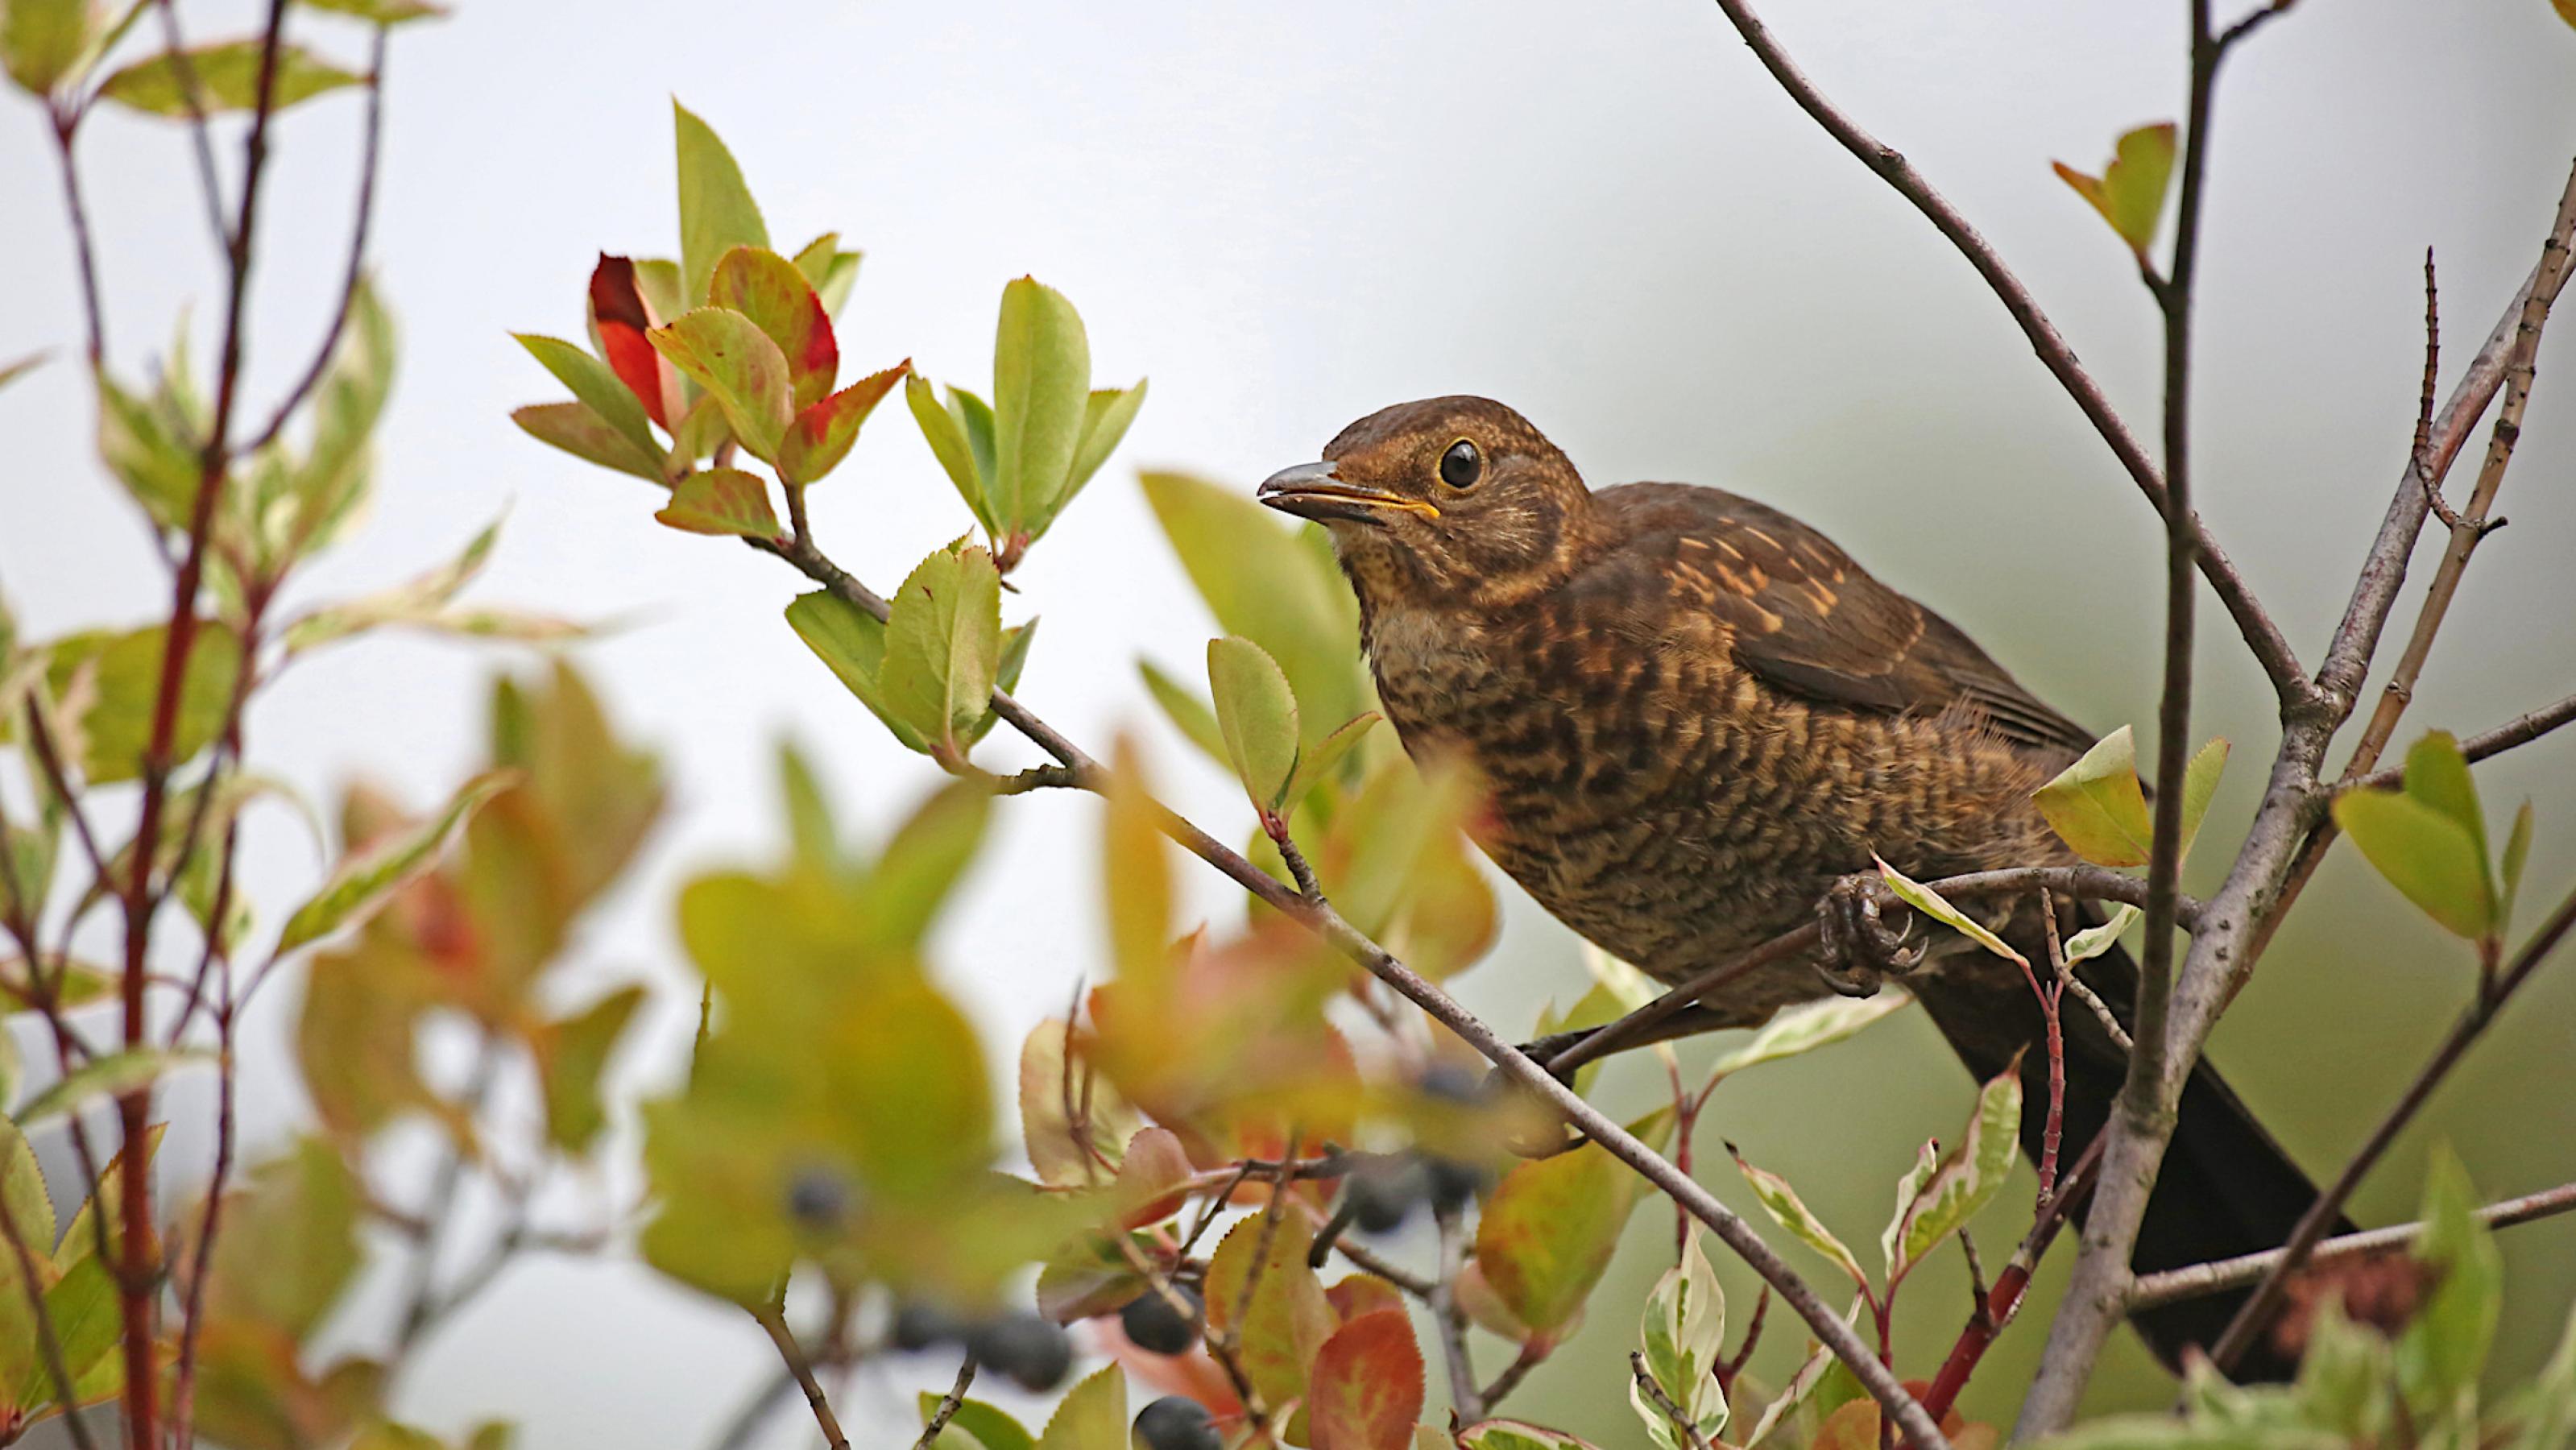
left=1438, top=438, right=1482, bottom=490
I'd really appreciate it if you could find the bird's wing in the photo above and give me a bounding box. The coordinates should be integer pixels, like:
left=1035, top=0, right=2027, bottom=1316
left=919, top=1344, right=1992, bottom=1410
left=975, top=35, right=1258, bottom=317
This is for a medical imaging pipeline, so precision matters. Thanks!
left=1591, top=483, right=2098, bottom=757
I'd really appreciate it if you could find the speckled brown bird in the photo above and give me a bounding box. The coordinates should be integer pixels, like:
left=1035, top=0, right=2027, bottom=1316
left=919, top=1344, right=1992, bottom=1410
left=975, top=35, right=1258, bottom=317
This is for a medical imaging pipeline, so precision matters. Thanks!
left=1261, top=395, right=2330, bottom=1378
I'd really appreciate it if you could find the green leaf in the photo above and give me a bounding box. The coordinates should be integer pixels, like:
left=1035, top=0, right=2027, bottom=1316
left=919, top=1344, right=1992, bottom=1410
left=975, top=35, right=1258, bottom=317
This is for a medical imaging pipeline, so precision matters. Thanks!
left=709, top=246, right=837, bottom=411
left=1731, top=1146, right=1869, bottom=1290
left=97, top=39, right=362, bottom=116
left=989, top=277, right=1091, bottom=532
left=284, top=516, right=503, bottom=654
left=906, top=373, right=994, bottom=533
left=2396, top=1147, right=2502, bottom=1419
left=2500, top=800, right=2534, bottom=936
left=793, top=234, right=863, bottom=319
left=1032, top=1364, right=1125, bottom=1450
left=777, top=740, right=846, bottom=879
left=2033, top=726, right=2154, bottom=868
left=844, top=780, right=992, bottom=954
left=299, top=0, right=450, bottom=23
left=1456, top=1422, right=1605, bottom=1450
left=515, top=334, right=661, bottom=467
left=539, top=985, right=646, bottom=1154
left=654, top=466, right=780, bottom=539
left=94, top=368, right=200, bottom=533
left=2064, top=904, right=2141, bottom=965
left=1285, top=710, right=1380, bottom=810
left=275, top=769, right=514, bottom=955
left=206, top=1137, right=361, bottom=1342
left=509, top=401, right=664, bottom=483
left=17, top=1048, right=209, bottom=1128
left=673, top=101, right=769, bottom=307
left=2, top=0, right=97, bottom=94
left=878, top=546, right=1002, bottom=764
left=647, top=309, right=793, bottom=463
left=1892, top=1063, right=2023, bottom=1280
left=1477, top=1108, right=1675, bottom=1334
left=2332, top=789, right=2495, bottom=939
left=2053, top=122, right=2178, bottom=255
left=1878, top=1140, right=1940, bottom=1282
left=778, top=362, right=909, bottom=487
left=1137, top=660, right=1228, bottom=764
left=1876, top=857, right=2025, bottom=965
left=2505, top=1298, right=2576, bottom=1450
left=784, top=591, right=925, bottom=753
left=28, top=1249, right=118, bottom=1411
left=918, top=1394, right=1033, bottom=1450
left=2296, top=1298, right=2394, bottom=1444
left=281, top=278, right=395, bottom=559
left=0, top=1117, right=53, bottom=1262
left=2177, top=736, right=2229, bottom=858
left=45, top=620, right=242, bottom=785
left=1204, top=1211, right=1335, bottom=1416
left=1708, top=992, right=1913, bottom=1080
left=1044, top=382, right=1148, bottom=528
left=1208, top=636, right=1301, bottom=812
left=2403, top=730, right=2494, bottom=919
left=1311, top=1310, right=1427, bottom=1450
left=1632, top=1231, right=1729, bottom=1450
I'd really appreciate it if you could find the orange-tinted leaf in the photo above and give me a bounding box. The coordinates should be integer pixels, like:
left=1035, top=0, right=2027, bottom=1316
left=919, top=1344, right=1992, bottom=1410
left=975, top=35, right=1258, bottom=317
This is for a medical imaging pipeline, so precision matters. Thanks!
left=779, top=361, right=909, bottom=487
left=654, top=466, right=781, bottom=539
left=710, top=245, right=838, bottom=411
left=1104, top=739, right=1174, bottom=988
left=589, top=254, right=680, bottom=428
left=1203, top=1210, right=1334, bottom=1415
left=1476, top=1108, right=1672, bottom=1335
left=2052, top=122, right=2177, bottom=255
left=1326, top=1275, right=1405, bottom=1325
left=1309, top=1310, right=1424, bottom=1450
left=1113, top=1126, right=1194, bottom=1229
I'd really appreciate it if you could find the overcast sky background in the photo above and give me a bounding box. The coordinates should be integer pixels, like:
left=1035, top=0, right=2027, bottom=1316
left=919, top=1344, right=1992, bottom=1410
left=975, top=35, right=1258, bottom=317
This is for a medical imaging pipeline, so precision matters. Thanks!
left=6, top=0, right=2576, bottom=1444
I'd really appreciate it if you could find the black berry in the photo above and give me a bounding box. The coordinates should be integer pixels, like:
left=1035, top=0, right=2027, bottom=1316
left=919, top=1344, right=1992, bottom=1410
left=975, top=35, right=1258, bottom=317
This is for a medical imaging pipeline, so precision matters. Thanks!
left=1118, top=1285, right=1203, bottom=1355
left=890, top=1302, right=963, bottom=1353
left=967, top=1311, right=1073, bottom=1393
left=1427, top=1154, right=1490, bottom=1214
left=1133, top=1396, right=1223, bottom=1450
left=1343, top=1154, right=1427, bottom=1234
left=786, top=1167, right=851, bottom=1227
left=1417, top=1062, right=1484, bottom=1104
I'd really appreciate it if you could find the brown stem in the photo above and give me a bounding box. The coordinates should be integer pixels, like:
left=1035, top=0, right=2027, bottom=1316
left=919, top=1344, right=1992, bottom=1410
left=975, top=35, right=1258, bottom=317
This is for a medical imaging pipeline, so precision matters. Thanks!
left=753, top=1305, right=847, bottom=1450
left=1631, top=1351, right=1713, bottom=1450
left=909, top=1357, right=977, bottom=1450
left=2130, top=1179, right=2576, bottom=1310
left=48, top=110, right=108, bottom=371
left=167, top=1009, right=237, bottom=1450
left=2206, top=878, right=2576, bottom=1369
left=149, top=0, right=232, bottom=257
left=1429, top=1200, right=1483, bottom=1422
left=2341, top=691, right=2576, bottom=796
left=1480, top=1338, right=1549, bottom=1414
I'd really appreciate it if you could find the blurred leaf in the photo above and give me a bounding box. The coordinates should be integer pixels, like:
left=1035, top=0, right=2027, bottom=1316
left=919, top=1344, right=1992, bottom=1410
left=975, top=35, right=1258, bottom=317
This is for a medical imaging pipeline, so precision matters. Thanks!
left=207, top=1137, right=360, bottom=1342
left=1203, top=1210, right=1335, bottom=1417
left=2504, top=1298, right=2576, bottom=1450
left=906, top=374, right=995, bottom=534
left=97, top=39, right=361, bottom=116
left=1632, top=1231, right=1728, bottom=1450
left=2053, top=122, right=2177, bottom=255
left=300, top=0, right=449, bottom=23
left=710, top=246, right=836, bottom=411
left=510, top=401, right=662, bottom=483
left=284, top=516, right=503, bottom=654
left=1138, top=660, right=1227, bottom=764
left=280, top=280, right=395, bottom=559
left=1323, top=756, right=1495, bottom=981
left=990, top=277, right=1091, bottom=532
left=654, top=466, right=780, bottom=539
left=2297, top=1298, right=2394, bottom=1444
left=44, top=620, right=242, bottom=785
left=648, top=309, right=793, bottom=462
left=2500, top=801, right=2534, bottom=936
left=785, top=591, right=922, bottom=752
left=665, top=391, right=728, bottom=468
left=2332, top=789, right=2494, bottom=939
left=1708, top=992, right=1912, bottom=1079
left=0, top=959, right=113, bottom=1016
left=0, top=1116, right=53, bottom=1263
left=792, top=233, right=863, bottom=318
left=1311, top=1310, right=1425, bottom=1450
left=18, top=1048, right=208, bottom=1128
left=1892, top=1063, right=2022, bottom=1280
left=1456, top=1423, right=1604, bottom=1450
left=1876, top=857, right=2025, bottom=965
left=349, top=1423, right=445, bottom=1450
left=878, top=545, right=1002, bottom=764
left=296, top=943, right=429, bottom=1137
left=2396, top=1147, right=2502, bottom=1419
left=0, top=353, right=47, bottom=394
left=537, top=984, right=646, bottom=1154
left=835, top=974, right=993, bottom=1196
left=274, top=769, right=513, bottom=955
left=1209, top=636, right=1300, bottom=813
left=2033, top=727, right=2152, bottom=868
left=589, top=255, right=681, bottom=430
left=1142, top=471, right=1369, bottom=740
left=1048, top=382, right=1148, bottom=528
left=2064, top=905, right=2140, bottom=966
left=1104, top=740, right=1173, bottom=987
left=777, top=740, right=847, bottom=878
left=95, top=367, right=201, bottom=533
left=1033, top=1232, right=1145, bottom=1324
left=847, top=779, right=992, bottom=953
left=778, top=361, right=909, bottom=487
left=1033, top=1365, right=1124, bottom=1450
left=516, top=334, right=661, bottom=470
left=1017, top=1019, right=1137, bottom=1190
left=2, top=0, right=95, bottom=93
left=1733, top=1146, right=1867, bottom=1290
left=2176, top=736, right=2229, bottom=859
left=27, top=1249, right=118, bottom=1413
left=919, top=1394, right=1033, bottom=1450
left=673, top=101, right=769, bottom=306
left=1286, top=711, right=1379, bottom=810
left=1478, top=1108, right=1674, bottom=1335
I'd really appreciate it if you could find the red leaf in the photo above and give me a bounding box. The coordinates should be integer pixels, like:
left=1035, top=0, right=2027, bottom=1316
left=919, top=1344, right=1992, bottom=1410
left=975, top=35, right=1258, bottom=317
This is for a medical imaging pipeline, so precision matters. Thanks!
left=1114, top=1125, right=1194, bottom=1229
left=710, top=245, right=839, bottom=410
left=777, top=359, right=909, bottom=487
left=1325, top=1274, right=1404, bottom=1325
left=1307, top=1310, right=1423, bottom=1450
left=590, top=254, right=680, bottom=429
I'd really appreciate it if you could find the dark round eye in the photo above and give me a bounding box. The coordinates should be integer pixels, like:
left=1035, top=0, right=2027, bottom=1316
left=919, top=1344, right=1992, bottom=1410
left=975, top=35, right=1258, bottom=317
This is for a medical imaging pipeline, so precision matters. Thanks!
left=1438, top=438, right=1482, bottom=490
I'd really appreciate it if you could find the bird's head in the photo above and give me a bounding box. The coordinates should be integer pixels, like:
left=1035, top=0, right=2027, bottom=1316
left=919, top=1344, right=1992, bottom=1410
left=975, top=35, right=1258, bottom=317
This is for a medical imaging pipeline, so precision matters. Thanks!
left=1259, top=396, right=1596, bottom=611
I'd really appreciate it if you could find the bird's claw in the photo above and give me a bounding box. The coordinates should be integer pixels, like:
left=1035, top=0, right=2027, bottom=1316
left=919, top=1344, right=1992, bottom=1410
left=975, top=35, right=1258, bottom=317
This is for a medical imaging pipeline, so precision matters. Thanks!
left=1814, top=875, right=1923, bottom=996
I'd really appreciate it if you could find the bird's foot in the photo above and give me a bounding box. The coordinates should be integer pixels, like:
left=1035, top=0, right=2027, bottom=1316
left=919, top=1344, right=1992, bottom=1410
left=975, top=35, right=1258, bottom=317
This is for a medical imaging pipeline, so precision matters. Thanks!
left=1813, top=874, right=1924, bottom=997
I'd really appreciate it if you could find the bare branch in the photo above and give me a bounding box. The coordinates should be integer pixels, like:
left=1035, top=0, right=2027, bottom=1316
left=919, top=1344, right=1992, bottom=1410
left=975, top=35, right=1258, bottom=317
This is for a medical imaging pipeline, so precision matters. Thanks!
left=2130, top=1179, right=2576, bottom=1311
left=909, top=1357, right=978, bottom=1450
left=1430, top=1201, right=1483, bottom=1422
left=2342, top=690, right=2576, bottom=795
left=753, top=1305, right=848, bottom=1450
left=1631, top=1351, right=1714, bottom=1450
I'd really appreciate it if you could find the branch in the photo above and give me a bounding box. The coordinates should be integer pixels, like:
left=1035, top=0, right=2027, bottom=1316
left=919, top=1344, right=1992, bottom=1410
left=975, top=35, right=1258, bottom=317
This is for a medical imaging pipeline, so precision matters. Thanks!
left=2132, top=1179, right=2576, bottom=1311
left=1430, top=1201, right=1483, bottom=1423
left=2205, top=877, right=2576, bottom=1369
left=740, top=531, right=1957, bottom=1450
left=46, top=110, right=108, bottom=370
left=1696, top=0, right=2311, bottom=706
left=2341, top=690, right=2576, bottom=795
left=1631, top=1351, right=1715, bottom=1450
left=753, top=1305, right=848, bottom=1450
left=148, top=0, right=233, bottom=258
left=909, top=1357, right=978, bottom=1450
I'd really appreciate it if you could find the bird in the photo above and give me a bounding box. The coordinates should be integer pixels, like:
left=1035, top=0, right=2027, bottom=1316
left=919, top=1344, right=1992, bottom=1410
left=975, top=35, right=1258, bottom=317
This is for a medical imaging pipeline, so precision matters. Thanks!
left=1258, top=394, right=2335, bottom=1379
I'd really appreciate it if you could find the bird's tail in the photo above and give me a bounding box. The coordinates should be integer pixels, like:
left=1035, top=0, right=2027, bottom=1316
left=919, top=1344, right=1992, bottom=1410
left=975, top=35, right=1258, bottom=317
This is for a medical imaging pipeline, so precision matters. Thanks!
left=1912, top=937, right=2336, bottom=1381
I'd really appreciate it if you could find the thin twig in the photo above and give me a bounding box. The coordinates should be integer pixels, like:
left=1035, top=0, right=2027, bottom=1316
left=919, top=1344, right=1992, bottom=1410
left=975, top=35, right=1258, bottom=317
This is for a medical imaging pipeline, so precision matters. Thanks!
left=2131, top=1179, right=2576, bottom=1310
left=2412, top=250, right=2469, bottom=530
left=48, top=112, right=109, bottom=370
left=754, top=1306, right=848, bottom=1450
left=391, top=1033, right=504, bottom=1364
left=150, top=0, right=233, bottom=257
left=2342, top=691, right=2576, bottom=795
left=910, top=1357, right=978, bottom=1450
left=2207, top=878, right=2576, bottom=1369
left=168, top=996, right=239, bottom=1450
left=1431, top=1200, right=1482, bottom=1423
left=2024, top=893, right=2069, bottom=1204
left=1630, top=1351, right=1715, bottom=1450
left=1480, top=1340, right=1548, bottom=1414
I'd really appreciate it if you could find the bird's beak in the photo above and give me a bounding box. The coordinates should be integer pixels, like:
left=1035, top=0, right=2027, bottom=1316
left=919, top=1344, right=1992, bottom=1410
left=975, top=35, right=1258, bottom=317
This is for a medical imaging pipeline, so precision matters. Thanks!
left=1257, top=462, right=1440, bottom=524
